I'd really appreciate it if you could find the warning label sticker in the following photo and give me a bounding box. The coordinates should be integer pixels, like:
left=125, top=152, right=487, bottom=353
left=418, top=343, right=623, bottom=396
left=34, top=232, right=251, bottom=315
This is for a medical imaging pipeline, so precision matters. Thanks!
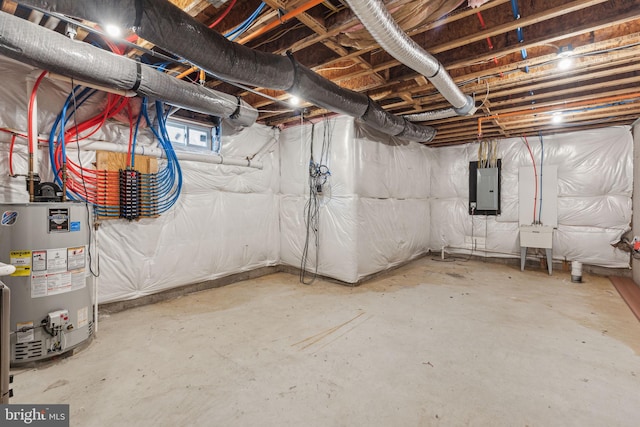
left=77, top=306, right=88, bottom=329
left=31, top=274, right=47, bottom=298
left=32, top=250, right=47, bottom=272
left=47, top=272, right=72, bottom=296
left=17, top=246, right=88, bottom=297
left=67, top=246, right=86, bottom=270
left=70, top=270, right=86, bottom=291
left=10, top=250, right=32, bottom=276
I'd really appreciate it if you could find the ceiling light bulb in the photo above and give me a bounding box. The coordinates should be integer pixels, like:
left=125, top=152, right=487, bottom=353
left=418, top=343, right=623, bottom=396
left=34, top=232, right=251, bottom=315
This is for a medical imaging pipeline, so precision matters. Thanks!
left=551, top=112, right=564, bottom=124
left=105, top=24, right=122, bottom=38
left=557, top=56, right=573, bottom=70
left=290, top=95, right=300, bottom=106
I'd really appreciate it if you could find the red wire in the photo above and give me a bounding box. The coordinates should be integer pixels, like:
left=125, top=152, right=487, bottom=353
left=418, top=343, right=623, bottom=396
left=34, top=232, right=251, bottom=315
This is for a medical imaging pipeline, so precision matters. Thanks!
left=522, top=135, right=538, bottom=223
left=209, top=0, right=237, bottom=28
left=8, top=134, right=16, bottom=176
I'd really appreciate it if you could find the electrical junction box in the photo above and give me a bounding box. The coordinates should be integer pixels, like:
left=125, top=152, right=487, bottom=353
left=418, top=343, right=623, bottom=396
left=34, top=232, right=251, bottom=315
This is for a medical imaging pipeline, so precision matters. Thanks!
left=477, top=167, right=499, bottom=211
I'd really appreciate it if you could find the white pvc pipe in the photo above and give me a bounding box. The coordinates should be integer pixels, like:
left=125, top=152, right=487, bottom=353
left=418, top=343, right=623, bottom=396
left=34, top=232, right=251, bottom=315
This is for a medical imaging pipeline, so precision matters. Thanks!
left=2, top=134, right=264, bottom=170
left=571, top=261, right=583, bottom=283
left=71, top=141, right=264, bottom=169
left=247, top=135, right=279, bottom=162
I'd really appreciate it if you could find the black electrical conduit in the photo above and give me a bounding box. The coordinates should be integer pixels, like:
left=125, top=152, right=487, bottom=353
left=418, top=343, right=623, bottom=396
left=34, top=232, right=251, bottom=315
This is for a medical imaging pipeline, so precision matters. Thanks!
left=0, top=11, right=258, bottom=126
left=15, top=0, right=437, bottom=142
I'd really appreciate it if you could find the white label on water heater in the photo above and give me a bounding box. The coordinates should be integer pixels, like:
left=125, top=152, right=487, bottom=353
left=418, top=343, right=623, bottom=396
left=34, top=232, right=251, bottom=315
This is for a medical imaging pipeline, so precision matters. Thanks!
left=67, top=246, right=86, bottom=270
left=47, top=272, right=72, bottom=296
left=16, top=321, right=34, bottom=344
left=31, top=274, right=47, bottom=298
left=71, top=270, right=86, bottom=291
left=32, top=250, right=47, bottom=271
left=77, top=306, right=88, bottom=328
left=46, top=248, right=68, bottom=273
left=28, top=246, right=87, bottom=298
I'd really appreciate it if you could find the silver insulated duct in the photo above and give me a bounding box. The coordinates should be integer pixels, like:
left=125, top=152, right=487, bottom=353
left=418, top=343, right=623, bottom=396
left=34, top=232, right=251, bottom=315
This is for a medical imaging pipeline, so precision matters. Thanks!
left=14, top=0, right=438, bottom=142
left=344, top=0, right=475, bottom=116
left=0, top=11, right=258, bottom=126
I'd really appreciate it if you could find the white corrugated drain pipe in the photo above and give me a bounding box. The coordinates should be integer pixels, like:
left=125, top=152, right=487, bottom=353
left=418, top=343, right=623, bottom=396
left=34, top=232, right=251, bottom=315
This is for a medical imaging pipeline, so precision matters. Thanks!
left=345, top=0, right=476, bottom=116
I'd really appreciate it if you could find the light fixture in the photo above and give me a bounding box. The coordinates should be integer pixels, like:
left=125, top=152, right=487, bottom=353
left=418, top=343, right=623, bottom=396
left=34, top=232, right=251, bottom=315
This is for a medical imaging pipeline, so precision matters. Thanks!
left=289, top=95, right=300, bottom=106
left=104, top=24, right=122, bottom=38
left=551, top=112, right=564, bottom=124
left=556, top=44, right=574, bottom=70
left=557, top=56, right=573, bottom=70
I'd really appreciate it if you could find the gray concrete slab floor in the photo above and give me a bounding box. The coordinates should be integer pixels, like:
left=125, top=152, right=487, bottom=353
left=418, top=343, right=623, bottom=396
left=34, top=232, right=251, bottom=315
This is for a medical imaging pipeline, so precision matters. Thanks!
left=10, top=257, right=640, bottom=426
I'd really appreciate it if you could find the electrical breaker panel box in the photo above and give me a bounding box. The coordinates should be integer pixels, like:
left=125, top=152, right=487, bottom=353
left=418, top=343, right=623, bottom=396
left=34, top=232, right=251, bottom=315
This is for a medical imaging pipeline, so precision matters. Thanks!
left=469, top=160, right=501, bottom=215
left=476, top=167, right=499, bottom=211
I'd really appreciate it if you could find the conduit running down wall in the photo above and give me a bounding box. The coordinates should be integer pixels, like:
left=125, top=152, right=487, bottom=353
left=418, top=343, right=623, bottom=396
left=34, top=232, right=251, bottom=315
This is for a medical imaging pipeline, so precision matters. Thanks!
left=16, top=0, right=438, bottom=142
left=0, top=11, right=258, bottom=127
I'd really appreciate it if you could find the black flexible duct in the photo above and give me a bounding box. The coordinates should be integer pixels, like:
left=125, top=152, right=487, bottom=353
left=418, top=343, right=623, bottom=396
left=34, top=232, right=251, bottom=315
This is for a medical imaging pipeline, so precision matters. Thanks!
left=0, top=11, right=258, bottom=126
left=16, top=0, right=437, bottom=142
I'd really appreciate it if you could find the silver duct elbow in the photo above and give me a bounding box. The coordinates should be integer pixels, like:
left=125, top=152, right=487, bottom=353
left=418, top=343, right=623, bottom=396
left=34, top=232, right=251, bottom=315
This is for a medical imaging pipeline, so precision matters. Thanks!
left=344, top=0, right=475, bottom=116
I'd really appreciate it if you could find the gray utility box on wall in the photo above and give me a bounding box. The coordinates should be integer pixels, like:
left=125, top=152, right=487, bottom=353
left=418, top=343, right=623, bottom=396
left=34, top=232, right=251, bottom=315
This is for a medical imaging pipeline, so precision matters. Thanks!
left=0, top=202, right=94, bottom=364
left=469, top=160, right=501, bottom=215
left=477, top=167, right=499, bottom=211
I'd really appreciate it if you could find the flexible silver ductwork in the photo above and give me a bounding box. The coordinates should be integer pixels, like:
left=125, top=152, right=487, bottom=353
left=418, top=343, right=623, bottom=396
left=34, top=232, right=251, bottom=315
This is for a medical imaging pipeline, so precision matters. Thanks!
left=344, top=0, right=475, bottom=116
left=15, top=0, right=438, bottom=142
left=0, top=11, right=258, bottom=126
left=404, top=108, right=458, bottom=122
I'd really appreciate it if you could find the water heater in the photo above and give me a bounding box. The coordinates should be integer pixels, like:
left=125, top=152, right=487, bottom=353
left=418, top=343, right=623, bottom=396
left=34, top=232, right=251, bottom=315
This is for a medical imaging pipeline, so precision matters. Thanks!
left=0, top=202, right=94, bottom=364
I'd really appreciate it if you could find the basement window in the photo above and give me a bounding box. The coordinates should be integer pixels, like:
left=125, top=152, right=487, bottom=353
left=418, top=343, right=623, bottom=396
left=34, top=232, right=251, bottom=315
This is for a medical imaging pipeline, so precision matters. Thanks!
left=166, top=118, right=221, bottom=153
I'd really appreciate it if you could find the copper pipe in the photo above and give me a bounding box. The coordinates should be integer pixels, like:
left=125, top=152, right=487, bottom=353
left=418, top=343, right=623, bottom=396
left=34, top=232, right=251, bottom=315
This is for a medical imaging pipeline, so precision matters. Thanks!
left=477, top=92, right=640, bottom=137
left=28, top=153, right=34, bottom=202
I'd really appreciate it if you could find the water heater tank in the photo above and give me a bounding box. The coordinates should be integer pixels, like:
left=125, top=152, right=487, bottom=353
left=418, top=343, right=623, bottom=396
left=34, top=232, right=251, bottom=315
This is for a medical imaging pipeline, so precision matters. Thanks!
left=0, top=202, right=94, bottom=364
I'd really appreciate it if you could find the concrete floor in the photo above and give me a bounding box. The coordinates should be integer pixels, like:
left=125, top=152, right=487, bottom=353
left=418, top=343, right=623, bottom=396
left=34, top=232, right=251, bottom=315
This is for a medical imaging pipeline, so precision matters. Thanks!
left=10, top=257, right=640, bottom=427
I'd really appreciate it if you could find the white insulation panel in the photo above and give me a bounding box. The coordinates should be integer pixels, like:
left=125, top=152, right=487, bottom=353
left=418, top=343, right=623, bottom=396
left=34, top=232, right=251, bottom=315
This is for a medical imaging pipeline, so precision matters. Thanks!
left=0, top=59, right=281, bottom=303
left=0, top=55, right=633, bottom=302
left=432, top=128, right=632, bottom=267
left=279, top=118, right=432, bottom=282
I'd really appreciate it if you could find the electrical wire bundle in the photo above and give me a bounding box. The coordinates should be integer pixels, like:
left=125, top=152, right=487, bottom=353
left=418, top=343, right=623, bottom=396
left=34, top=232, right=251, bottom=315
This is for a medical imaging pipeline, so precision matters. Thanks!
left=300, top=118, right=332, bottom=285
left=477, top=138, right=498, bottom=169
